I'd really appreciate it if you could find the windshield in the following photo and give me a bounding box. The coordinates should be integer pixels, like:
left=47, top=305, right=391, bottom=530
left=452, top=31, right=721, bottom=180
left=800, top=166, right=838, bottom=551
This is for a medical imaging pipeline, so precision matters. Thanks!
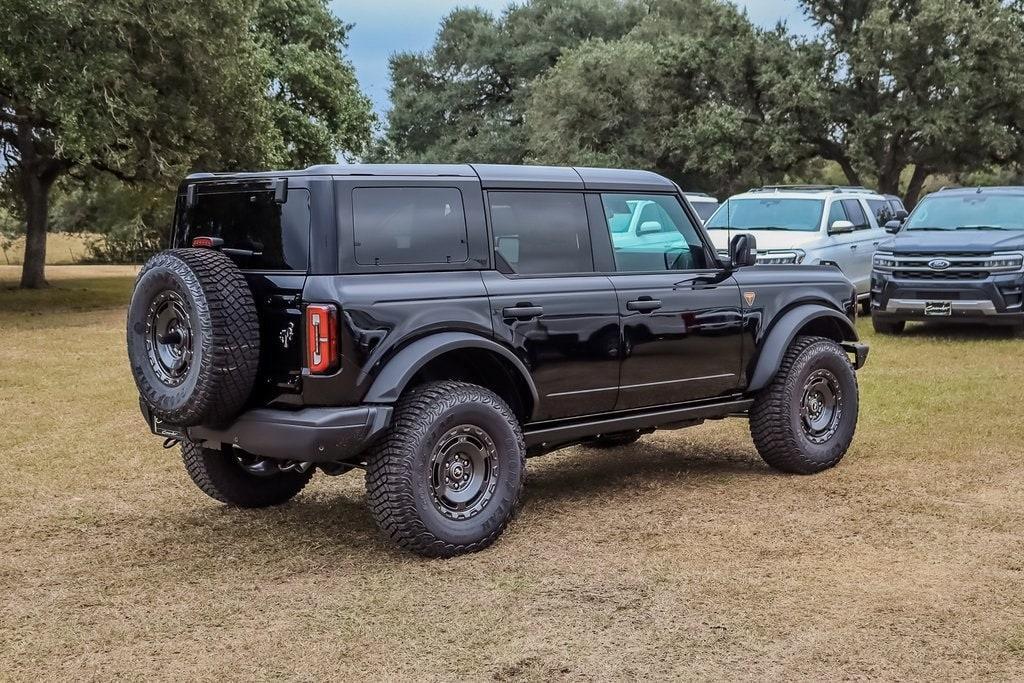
left=905, top=194, right=1024, bottom=231
left=705, top=198, right=824, bottom=232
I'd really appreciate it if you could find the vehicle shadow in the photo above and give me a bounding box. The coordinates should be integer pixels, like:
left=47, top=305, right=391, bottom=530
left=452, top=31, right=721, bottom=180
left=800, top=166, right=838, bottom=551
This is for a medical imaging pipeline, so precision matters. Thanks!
left=166, top=441, right=768, bottom=559
left=895, top=321, right=1019, bottom=341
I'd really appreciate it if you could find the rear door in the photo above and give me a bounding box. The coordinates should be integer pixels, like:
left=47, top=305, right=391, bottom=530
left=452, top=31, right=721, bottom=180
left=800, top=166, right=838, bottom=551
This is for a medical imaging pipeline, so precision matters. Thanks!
left=594, top=191, right=744, bottom=410
left=483, top=191, right=620, bottom=421
left=177, top=178, right=319, bottom=400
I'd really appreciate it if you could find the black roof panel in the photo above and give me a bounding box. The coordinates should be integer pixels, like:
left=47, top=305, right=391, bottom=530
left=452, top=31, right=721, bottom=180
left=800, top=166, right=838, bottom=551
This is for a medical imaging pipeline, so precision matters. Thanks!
left=471, top=164, right=584, bottom=190
left=575, top=166, right=676, bottom=192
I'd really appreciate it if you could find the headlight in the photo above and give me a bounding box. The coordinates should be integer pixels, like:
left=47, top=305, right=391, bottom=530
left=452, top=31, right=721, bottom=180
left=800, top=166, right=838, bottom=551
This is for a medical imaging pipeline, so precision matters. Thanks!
left=983, top=253, right=1024, bottom=271
left=755, top=249, right=805, bottom=265
left=873, top=251, right=896, bottom=270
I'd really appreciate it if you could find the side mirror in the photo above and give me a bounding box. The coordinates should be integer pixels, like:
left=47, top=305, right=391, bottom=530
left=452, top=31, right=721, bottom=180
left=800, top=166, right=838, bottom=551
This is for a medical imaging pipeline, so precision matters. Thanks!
left=884, top=220, right=902, bottom=234
left=829, top=219, right=855, bottom=234
left=728, top=233, right=757, bottom=268
left=895, top=209, right=908, bottom=221
left=637, top=220, right=662, bottom=236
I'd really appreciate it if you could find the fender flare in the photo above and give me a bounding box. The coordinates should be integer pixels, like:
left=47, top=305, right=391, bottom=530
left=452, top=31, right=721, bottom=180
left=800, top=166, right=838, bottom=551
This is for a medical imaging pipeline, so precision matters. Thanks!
left=747, top=305, right=858, bottom=392
left=362, top=331, right=540, bottom=416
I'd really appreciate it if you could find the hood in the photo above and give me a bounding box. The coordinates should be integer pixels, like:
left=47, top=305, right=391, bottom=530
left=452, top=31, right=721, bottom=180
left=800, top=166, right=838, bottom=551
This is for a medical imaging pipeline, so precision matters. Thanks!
left=707, top=228, right=823, bottom=252
left=881, top=229, right=1024, bottom=254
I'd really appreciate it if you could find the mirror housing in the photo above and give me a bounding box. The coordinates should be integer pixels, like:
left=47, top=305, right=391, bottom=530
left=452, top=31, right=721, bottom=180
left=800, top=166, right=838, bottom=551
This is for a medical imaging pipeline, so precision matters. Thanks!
left=637, top=220, right=662, bottom=236
left=728, top=233, right=757, bottom=268
left=829, top=219, right=855, bottom=234
left=895, top=209, right=909, bottom=221
left=884, top=220, right=902, bottom=234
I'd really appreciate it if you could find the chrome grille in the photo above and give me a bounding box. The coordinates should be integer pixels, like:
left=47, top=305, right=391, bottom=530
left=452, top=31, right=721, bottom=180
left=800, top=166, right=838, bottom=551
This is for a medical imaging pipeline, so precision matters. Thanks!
left=891, top=253, right=994, bottom=280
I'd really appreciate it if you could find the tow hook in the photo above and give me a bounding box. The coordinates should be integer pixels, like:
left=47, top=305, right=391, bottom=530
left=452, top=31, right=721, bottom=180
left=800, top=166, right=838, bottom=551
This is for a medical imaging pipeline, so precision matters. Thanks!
left=841, top=342, right=869, bottom=369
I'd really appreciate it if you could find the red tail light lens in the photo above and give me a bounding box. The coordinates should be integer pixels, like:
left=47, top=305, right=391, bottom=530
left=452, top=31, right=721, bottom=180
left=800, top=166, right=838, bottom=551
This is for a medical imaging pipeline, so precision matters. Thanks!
left=306, top=304, right=338, bottom=374
left=191, top=236, right=224, bottom=249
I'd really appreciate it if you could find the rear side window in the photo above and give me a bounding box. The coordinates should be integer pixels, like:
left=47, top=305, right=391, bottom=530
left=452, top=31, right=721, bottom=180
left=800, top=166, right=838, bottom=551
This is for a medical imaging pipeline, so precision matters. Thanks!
left=182, top=188, right=310, bottom=271
left=488, top=192, right=593, bottom=275
left=352, top=187, right=468, bottom=266
left=842, top=199, right=870, bottom=229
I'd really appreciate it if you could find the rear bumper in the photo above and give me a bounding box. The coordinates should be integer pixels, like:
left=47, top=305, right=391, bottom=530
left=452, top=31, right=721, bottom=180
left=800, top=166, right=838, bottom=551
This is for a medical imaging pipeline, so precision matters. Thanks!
left=187, top=405, right=393, bottom=463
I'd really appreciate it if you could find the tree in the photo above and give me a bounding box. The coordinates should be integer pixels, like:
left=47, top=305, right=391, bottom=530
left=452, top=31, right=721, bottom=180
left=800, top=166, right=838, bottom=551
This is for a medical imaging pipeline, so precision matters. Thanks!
left=794, top=0, right=1024, bottom=206
left=377, top=0, right=645, bottom=164
left=0, top=0, right=372, bottom=288
left=525, top=0, right=815, bottom=194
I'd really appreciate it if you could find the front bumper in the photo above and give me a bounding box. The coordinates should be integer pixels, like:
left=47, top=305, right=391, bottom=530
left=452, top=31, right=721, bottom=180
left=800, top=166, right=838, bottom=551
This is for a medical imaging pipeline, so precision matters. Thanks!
left=186, top=405, right=393, bottom=462
left=871, top=271, right=1024, bottom=325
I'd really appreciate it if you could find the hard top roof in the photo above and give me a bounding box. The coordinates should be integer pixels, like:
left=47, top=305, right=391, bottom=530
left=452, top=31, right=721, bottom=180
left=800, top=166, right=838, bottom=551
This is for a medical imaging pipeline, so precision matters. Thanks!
left=186, top=163, right=676, bottom=192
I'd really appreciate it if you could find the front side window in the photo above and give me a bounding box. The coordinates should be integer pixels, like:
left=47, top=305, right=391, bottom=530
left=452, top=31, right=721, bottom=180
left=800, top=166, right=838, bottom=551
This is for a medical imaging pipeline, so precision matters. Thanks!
left=489, top=192, right=593, bottom=275
left=601, top=193, right=710, bottom=272
left=827, top=200, right=849, bottom=227
left=352, top=187, right=468, bottom=266
left=842, top=199, right=870, bottom=230
left=706, top=198, right=824, bottom=233
left=690, top=201, right=719, bottom=222
left=181, top=188, right=310, bottom=270
left=904, top=194, right=1024, bottom=231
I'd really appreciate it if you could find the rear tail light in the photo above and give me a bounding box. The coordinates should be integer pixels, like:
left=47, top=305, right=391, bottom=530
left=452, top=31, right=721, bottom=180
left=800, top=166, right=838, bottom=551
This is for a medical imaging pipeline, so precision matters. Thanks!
left=306, top=304, right=338, bottom=374
left=191, top=236, right=224, bottom=249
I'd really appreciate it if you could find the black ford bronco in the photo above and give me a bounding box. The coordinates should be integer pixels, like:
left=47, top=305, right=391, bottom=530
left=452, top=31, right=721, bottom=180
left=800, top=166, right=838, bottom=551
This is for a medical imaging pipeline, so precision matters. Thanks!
left=127, top=164, right=869, bottom=557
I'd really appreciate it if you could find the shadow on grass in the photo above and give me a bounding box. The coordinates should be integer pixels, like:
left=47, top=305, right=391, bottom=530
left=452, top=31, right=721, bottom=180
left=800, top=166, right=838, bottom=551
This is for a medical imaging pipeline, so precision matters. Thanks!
left=162, top=442, right=766, bottom=559
left=894, top=320, right=1020, bottom=341
left=0, top=276, right=134, bottom=316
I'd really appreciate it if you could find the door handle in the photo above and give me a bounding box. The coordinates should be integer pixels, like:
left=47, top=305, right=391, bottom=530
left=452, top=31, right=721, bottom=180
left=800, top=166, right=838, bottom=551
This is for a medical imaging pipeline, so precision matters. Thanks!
left=850, top=244, right=858, bottom=250
left=502, top=305, right=543, bottom=320
left=626, top=298, right=662, bottom=313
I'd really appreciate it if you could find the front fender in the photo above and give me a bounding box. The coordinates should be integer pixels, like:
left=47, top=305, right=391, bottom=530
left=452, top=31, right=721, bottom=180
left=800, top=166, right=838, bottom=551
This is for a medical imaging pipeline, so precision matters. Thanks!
left=747, top=305, right=859, bottom=392
left=362, top=331, right=540, bottom=412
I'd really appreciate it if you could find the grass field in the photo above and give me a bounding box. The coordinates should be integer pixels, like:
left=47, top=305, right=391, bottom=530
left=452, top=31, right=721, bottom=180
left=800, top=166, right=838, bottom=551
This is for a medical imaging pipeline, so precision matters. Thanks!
left=2, top=266, right=1023, bottom=680
left=0, top=232, right=96, bottom=266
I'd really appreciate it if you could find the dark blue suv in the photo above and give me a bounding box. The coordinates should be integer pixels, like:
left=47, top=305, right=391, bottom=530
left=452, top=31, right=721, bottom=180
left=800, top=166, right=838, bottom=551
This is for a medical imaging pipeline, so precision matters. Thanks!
left=871, top=186, right=1024, bottom=336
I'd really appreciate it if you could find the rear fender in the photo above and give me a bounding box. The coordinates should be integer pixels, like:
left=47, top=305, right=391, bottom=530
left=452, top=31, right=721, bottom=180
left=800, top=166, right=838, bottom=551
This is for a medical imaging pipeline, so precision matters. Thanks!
left=362, top=332, right=539, bottom=418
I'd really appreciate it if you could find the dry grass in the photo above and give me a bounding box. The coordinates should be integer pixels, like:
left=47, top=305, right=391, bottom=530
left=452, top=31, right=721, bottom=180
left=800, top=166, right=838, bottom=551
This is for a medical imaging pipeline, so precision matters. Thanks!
left=1, top=270, right=1023, bottom=680
left=0, top=232, right=98, bottom=266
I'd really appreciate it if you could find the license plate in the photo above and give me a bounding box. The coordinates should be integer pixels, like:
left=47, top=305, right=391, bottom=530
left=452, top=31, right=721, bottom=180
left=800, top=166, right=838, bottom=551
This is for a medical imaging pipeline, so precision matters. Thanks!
left=150, top=413, right=186, bottom=439
left=925, top=301, right=952, bottom=316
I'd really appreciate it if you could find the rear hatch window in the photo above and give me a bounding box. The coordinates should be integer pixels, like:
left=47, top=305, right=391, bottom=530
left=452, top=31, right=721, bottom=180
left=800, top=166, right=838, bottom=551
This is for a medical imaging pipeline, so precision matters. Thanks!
left=176, top=185, right=310, bottom=271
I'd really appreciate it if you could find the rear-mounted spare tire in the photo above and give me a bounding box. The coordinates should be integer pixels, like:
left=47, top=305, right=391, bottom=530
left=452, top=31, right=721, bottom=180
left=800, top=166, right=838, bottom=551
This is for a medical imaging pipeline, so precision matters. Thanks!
left=127, top=249, right=260, bottom=427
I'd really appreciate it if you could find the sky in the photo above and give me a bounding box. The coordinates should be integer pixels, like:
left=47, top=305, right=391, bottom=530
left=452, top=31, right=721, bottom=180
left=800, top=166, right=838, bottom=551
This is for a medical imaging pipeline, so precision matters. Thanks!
left=334, top=0, right=812, bottom=117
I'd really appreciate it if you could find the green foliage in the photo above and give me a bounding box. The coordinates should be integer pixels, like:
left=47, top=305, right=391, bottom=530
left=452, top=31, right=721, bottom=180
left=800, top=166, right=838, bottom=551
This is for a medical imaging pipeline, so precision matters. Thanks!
left=376, top=0, right=645, bottom=163
left=0, top=0, right=373, bottom=279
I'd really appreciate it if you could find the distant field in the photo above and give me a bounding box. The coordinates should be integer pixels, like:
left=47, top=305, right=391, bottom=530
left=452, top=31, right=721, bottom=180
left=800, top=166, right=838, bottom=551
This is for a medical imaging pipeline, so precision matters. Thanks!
left=0, top=232, right=97, bottom=265
left=1, top=274, right=1022, bottom=680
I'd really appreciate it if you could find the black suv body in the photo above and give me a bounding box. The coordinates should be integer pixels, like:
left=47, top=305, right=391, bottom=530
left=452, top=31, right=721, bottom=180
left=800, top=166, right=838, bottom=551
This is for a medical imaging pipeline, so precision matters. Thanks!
left=128, top=164, right=868, bottom=556
left=871, top=186, right=1024, bottom=333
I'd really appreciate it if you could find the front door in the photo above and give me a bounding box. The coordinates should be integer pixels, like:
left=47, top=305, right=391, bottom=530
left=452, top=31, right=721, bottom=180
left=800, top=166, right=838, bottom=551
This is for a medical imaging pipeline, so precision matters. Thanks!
left=484, top=191, right=620, bottom=421
left=595, top=192, right=745, bottom=411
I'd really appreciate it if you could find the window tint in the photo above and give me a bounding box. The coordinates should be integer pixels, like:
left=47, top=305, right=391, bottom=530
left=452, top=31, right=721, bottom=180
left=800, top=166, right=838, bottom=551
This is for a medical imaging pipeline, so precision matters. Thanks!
left=842, top=199, right=870, bottom=229
left=827, top=200, right=849, bottom=227
left=867, top=199, right=893, bottom=225
left=182, top=188, right=309, bottom=270
left=352, top=187, right=468, bottom=266
left=488, top=192, right=593, bottom=275
left=690, top=201, right=719, bottom=222
left=601, top=193, right=710, bottom=272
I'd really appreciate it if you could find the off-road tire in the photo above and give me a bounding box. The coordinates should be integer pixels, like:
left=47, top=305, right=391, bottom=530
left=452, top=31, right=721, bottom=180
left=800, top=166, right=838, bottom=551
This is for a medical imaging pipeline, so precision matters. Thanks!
left=127, top=249, right=260, bottom=427
left=749, top=336, right=859, bottom=474
left=181, top=440, right=312, bottom=507
left=589, top=431, right=643, bottom=449
left=872, top=317, right=905, bottom=335
left=365, top=381, right=526, bottom=558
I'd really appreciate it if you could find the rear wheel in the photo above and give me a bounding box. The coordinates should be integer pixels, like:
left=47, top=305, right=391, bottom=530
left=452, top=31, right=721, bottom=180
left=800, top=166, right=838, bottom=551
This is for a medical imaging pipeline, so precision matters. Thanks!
left=872, top=317, right=905, bottom=335
left=365, top=381, right=525, bottom=558
left=749, top=336, right=859, bottom=474
left=181, top=440, right=312, bottom=508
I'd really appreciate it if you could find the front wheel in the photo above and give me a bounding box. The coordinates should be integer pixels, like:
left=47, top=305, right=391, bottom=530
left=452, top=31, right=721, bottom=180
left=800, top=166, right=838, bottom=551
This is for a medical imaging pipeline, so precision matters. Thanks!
left=749, top=336, right=859, bottom=474
left=365, top=381, right=526, bottom=558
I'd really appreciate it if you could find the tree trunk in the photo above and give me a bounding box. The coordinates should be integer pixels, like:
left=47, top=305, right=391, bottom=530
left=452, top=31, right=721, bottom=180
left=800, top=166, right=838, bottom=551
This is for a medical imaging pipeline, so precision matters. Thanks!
left=904, top=165, right=930, bottom=209
left=19, top=172, right=52, bottom=289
